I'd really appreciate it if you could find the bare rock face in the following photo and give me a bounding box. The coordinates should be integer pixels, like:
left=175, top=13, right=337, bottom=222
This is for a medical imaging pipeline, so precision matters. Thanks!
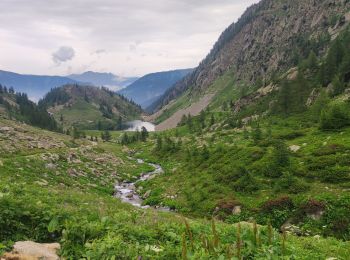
left=306, top=88, right=320, bottom=107
left=154, top=0, right=350, bottom=112
left=2, top=241, right=60, bottom=260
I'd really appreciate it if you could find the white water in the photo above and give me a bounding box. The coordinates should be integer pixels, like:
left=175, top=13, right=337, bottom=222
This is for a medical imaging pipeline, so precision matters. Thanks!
left=125, top=120, right=155, bottom=132
left=114, top=159, right=170, bottom=211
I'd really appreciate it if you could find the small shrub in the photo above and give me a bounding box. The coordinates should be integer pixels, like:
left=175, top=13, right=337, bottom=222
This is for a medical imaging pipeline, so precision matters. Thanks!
left=320, top=165, right=350, bottom=183
left=312, top=144, right=347, bottom=156
left=232, top=168, right=260, bottom=193
left=320, top=103, right=350, bottom=130
left=300, top=199, right=326, bottom=215
left=261, top=196, right=294, bottom=213
left=274, top=173, right=310, bottom=194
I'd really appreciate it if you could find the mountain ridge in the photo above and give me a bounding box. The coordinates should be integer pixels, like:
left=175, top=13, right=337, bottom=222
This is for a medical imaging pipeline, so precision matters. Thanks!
left=151, top=0, right=350, bottom=123
left=0, top=70, right=78, bottom=101
left=68, top=71, right=138, bottom=91
left=118, top=68, right=193, bottom=110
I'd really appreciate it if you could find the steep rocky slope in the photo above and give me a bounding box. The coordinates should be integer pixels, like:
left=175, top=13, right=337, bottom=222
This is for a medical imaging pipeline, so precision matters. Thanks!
left=151, top=0, right=350, bottom=125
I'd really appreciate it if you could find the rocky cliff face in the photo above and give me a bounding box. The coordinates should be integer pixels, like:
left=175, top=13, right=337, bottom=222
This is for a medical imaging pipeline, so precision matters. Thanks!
left=153, top=0, right=350, bottom=112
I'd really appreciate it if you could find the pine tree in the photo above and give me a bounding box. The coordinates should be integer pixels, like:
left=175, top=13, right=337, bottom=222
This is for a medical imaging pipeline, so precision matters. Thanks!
left=140, top=126, right=148, bottom=142
left=252, top=124, right=262, bottom=144
left=277, top=80, right=292, bottom=115
left=155, top=136, right=163, bottom=151
left=210, top=114, right=215, bottom=126
left=306, top=51, right=318, bottom=71
left=101, top=130, right=111, bottom=142
left=331, top=75, right=345, bottom=96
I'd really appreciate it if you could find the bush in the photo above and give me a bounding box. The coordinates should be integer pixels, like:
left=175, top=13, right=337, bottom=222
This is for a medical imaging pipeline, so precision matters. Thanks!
left=312, top=144, right=347, bottom=156
left=261, top=196, right=294, bottom=213
left=300, top=199, right=326, bottom=215
left=274, top=173, right=310, bottom=194
left=320, top=165, right=350, bottom=183
left=214, top=198, right=241, bottom=217
left=320, top=103, right=350, bottom=130
left=232, top=168, right=260, bottom=193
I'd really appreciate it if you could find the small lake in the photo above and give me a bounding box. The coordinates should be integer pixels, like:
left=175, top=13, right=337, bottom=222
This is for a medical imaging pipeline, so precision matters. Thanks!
left=125, top=120, right=155, bottom=132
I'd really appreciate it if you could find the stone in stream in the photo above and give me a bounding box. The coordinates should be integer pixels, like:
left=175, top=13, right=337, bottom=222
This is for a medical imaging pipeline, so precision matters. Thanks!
left=126, top=193, right=134, bottom=199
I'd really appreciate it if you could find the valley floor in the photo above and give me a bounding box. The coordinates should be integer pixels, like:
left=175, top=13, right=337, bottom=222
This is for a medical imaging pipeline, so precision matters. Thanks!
left=0, top=117, right=350, bottom=259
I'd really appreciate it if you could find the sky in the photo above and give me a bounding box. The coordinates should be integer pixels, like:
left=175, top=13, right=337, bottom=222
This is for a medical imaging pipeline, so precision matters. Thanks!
left=0, top=0, right=259, bottom=77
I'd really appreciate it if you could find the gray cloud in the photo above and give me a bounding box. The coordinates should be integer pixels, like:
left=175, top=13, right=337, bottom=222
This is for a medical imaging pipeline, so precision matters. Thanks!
left=52, top=46, right=75, bottom=65
left=0, top=0, right=259, bottom=76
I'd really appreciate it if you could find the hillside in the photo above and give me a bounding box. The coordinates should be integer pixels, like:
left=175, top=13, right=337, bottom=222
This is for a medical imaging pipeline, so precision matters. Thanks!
left=0, top=85, right=59, bottom=131
left=1, top=117, right=349, bottom=259
left=2, top=0, right=350, bottom=258
left=40, top=84, right=143, bottom=130
left=0, top=70, right=78, bottom=101
left=118, top=69, right=193, bottom=110
left=151, top=0, right=350, bottom=128
left=68, top=71, right=138, bottom=91
left=114, top=25, right=350, bottom=245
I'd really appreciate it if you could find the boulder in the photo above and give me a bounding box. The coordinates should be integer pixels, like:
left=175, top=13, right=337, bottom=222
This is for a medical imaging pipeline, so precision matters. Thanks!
left=289, top=145, right=301, bottom=152
left=281, top=223, right=303, bottom=236
left=0, top=126, right=13, bottom=132
left=232, top=205, right=242, bottom=215
left=2, top=241, right=60, bottom=260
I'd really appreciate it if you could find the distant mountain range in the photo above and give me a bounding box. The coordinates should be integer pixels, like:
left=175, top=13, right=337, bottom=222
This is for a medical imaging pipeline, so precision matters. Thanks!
left=0, top=69, right=192, bottom=108
left=68, top=71, right=138, bottom=91
left=118, top=69, right=193, bottom=110
left=0, top=70, right=138, bottom=102
left=0, top=70, right=78, bottom=101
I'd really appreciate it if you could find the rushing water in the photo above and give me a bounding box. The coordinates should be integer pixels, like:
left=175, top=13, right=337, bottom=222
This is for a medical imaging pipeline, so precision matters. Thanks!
left=125, top=120, right=155, bottom=132
left=114, top=159, right=170, bottom=211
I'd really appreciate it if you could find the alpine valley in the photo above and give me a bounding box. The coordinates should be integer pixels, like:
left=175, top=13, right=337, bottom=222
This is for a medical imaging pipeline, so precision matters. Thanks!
left=1, top=0, right=350, bottom=259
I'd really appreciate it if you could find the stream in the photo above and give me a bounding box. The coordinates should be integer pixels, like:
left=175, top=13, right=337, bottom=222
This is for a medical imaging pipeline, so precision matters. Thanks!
left=114, top=159, right=170, bottom=211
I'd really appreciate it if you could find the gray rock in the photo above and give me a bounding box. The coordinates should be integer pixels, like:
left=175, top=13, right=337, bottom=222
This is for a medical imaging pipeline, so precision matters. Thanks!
left=45, top=163, right=56, bottom=170
left=143, top=190, right=152, bottom=199
left=232, top=205, right=242, bottom=215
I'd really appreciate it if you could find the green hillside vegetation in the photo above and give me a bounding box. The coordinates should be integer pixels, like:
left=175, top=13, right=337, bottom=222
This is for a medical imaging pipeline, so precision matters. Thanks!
left=1, top=2, right=350, bottom=259
left=0, top=85, right=59, bottom=131
left=114, top=28, right=350, bottom=242
left=1, top=118, right=349, bottom=259
left=39, top=84, right=142, bottom=130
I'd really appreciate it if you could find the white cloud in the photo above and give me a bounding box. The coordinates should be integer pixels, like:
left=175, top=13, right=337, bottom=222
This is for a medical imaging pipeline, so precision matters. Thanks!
left=0, top=0, right=260, bottom=76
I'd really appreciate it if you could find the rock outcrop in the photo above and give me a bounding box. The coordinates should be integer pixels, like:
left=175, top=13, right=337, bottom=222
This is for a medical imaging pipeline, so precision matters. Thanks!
left=152, top=0, right=350, bottom=114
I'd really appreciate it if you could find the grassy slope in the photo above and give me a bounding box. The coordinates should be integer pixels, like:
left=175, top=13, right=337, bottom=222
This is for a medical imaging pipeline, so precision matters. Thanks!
left=1, top=117, right=349, bottom=259
left=124, top=105, right=350, bottom=241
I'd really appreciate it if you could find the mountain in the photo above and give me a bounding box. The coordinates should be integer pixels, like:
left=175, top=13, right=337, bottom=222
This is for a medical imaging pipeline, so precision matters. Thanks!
left=0, top=70, right=78, bottom=101
left=150, top=0, right=350, bottom=129
left=0, top=85, right=59, bottom=131
left=118, top=69, right=193, bottom=110
left=40, top=84, right=142, bottom=130
left=68, top=71, right=138, bottom=91
left=2, top=1, right=350, bottom=258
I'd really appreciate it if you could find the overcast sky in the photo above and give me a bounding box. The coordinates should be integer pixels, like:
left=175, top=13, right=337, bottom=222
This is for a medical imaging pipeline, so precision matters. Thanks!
left=0, top=0, right=259, bottom=77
